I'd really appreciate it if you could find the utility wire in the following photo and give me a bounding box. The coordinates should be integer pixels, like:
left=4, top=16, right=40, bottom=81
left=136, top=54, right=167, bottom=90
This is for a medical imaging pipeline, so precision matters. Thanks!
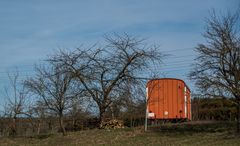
left=0, top=47, right=197, bottom=80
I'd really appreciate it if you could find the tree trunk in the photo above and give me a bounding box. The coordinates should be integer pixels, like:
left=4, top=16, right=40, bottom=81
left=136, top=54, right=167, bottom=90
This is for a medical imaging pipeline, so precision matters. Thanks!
left=59, top=114, right=66, bottom=136
left=99, top=107, right=106, bottom=127
left=237, top=103, right=240, bottom=133
left=37, top=122, right=41, bottom=135
left=48, top=120, right=53, bottom=133
left=11, top=117, right=17, bottom=136
left=72, top=117, right=76, bottom=131
left=110, top=103, right=115, bottom=119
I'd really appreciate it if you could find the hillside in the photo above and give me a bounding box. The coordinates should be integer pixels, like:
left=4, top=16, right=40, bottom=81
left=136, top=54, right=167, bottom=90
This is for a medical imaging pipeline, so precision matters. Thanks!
left=0, top=121, right=239, bottom=146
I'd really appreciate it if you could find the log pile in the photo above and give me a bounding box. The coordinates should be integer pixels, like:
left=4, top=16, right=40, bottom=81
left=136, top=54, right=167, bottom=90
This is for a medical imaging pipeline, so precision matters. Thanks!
left=100, top=119, right=124, bottom=129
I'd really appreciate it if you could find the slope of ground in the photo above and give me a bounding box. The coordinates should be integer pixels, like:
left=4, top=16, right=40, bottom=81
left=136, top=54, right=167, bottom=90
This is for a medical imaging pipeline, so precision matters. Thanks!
left=0, top=121, right=239, bottom=146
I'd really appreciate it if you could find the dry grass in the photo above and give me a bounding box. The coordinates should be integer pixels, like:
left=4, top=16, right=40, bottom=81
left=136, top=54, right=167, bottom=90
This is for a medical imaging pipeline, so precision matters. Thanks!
left=0, top=122, right=239, bottom=146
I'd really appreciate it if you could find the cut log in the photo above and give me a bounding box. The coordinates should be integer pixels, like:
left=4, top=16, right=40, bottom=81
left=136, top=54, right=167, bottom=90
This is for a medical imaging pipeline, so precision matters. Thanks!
left=100, top=119, right=124, bottom=129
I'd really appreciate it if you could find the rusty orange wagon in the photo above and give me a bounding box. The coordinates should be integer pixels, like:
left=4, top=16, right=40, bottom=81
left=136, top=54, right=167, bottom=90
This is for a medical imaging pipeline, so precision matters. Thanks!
left=146, top=78, right=191, bottom=121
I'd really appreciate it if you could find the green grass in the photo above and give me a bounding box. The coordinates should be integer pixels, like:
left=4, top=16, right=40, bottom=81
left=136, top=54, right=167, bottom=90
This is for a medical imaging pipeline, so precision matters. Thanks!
left=0, top=122, right=239, bottom=146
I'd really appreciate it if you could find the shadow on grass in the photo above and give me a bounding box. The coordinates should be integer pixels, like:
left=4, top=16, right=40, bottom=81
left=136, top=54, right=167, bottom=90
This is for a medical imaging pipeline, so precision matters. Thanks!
left=148, top=121, right=236, bottom=134
left=28, top=133, right=54, bottom=139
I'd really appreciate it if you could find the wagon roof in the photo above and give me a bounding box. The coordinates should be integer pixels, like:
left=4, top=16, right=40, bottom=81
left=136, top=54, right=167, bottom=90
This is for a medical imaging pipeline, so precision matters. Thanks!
left=146, top=78, right=191, bottom=92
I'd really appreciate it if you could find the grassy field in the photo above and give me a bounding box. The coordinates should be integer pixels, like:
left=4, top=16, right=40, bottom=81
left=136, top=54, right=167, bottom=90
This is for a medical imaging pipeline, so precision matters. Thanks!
left=0, top=121, right=239, bottom=146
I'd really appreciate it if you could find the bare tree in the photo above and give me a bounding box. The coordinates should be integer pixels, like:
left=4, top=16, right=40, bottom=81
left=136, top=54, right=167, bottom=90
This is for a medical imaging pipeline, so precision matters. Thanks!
left=189, top=11, right=240, bottom=132
left=4, top=71, right=28, bottom=136
left=49, top=34, right=162, bottom=125
left=25, top=64, right=79, bottom=136
left=119, top=82, right=146, bottom=127
left=25, top=100, right=48, bottom=135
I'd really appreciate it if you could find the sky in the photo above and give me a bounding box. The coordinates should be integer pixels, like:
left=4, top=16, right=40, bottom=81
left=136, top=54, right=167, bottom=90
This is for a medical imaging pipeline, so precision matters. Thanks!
left=0, top=0, right=239, bottom=107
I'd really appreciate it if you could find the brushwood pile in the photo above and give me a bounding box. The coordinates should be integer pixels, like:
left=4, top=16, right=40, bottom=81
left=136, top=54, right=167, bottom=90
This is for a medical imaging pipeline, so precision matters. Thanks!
left=100, top=119, right=125, bottom=129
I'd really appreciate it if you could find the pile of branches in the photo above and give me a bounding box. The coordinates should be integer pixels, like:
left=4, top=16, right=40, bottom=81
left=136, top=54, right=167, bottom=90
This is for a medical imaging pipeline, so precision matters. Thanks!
left=100, top=119, right=125, bottom=129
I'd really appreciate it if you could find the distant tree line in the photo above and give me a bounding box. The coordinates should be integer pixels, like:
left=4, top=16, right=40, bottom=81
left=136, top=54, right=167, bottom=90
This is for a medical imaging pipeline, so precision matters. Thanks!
left=191, top=96, right=237, bottom=121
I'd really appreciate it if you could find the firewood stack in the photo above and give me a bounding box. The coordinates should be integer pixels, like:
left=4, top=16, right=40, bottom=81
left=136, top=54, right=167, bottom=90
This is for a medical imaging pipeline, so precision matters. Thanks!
left=100, top=119, right=125, bottom=129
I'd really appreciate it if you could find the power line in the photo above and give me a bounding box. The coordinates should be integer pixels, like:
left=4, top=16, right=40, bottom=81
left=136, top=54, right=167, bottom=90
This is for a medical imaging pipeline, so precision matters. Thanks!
left=162, top=59, right=195, bottom=64
left=161, top=47, right=195, bottom=53
left=0, top=47, right=198, bottom=80
left=0, top=62, right=193, bottom=75
left=0, top=64, right=193, bottom=80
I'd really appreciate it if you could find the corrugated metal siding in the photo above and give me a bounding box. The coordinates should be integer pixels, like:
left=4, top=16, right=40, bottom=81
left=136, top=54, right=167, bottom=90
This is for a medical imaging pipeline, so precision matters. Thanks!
left=147, top=78, right=191, bottom=120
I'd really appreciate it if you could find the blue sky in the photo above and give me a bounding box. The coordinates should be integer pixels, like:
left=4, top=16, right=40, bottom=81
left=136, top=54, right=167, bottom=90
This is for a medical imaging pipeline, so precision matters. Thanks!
left=0, top=0, right=238, bottom=107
